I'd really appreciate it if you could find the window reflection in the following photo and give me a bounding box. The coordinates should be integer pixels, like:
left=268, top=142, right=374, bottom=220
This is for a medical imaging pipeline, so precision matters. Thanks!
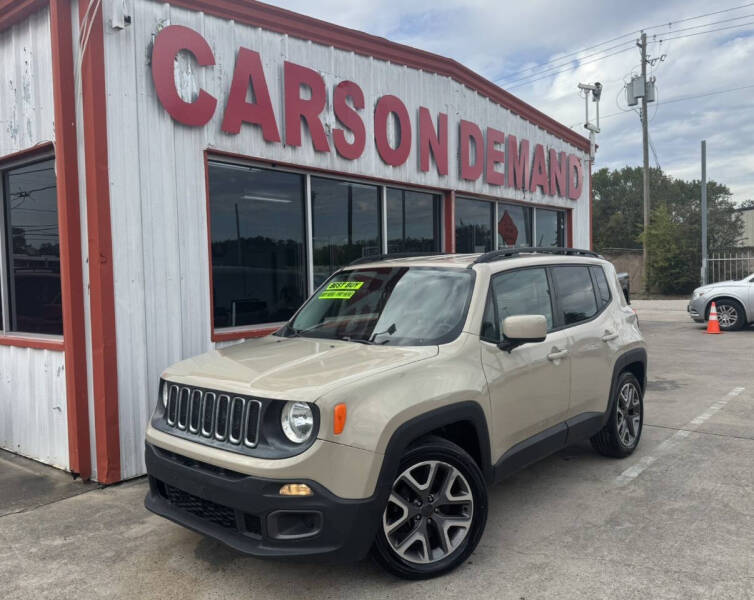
left=455, top=197, right=493, bottom=253
left=535, top=208, right=565, bottom=247
left=208, top=163, right=306, bottom=327
left=386, top=188, right=441, bottom=253
left=311, top=177, right=381, bottom=287
left=3, top=158, right=62, bottom=335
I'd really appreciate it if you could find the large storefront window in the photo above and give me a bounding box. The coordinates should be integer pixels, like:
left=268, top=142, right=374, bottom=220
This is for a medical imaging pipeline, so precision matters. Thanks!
left=1, top=156, right=63, bottom=335
left=208, top=162, right=307, bottom=328
left=455, top=197, right=493, bottom=253
left=535, top=208, right=565, bottom=247
left=497, top=202, right=532, bottom=248
left=386, top=188, right=441, bottom=253
left=311, top=177, right=381, bottom=286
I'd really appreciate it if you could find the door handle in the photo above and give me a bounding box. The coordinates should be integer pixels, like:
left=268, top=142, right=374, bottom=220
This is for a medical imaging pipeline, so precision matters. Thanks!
left=601, top=331, right=619, bottom=342
left=547, top=348, right=568, bottom=361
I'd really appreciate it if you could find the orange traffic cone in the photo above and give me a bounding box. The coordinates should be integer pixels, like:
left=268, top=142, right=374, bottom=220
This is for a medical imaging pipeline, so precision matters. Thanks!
left=706, top=301, right=722, bottom=334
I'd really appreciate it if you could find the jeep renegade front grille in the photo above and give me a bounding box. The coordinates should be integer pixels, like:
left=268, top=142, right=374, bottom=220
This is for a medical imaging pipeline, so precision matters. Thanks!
left=164, top=384, right=261, bottom=447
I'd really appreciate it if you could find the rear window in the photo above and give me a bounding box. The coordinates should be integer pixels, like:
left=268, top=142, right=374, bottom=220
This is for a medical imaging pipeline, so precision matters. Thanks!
left=552, top=266, right=598, bottom=325
left=590, top=266, right=612, bottom=308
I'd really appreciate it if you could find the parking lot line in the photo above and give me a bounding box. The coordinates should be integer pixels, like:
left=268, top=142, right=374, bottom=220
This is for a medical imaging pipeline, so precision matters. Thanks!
left=614, top=386, right=745, bottom=486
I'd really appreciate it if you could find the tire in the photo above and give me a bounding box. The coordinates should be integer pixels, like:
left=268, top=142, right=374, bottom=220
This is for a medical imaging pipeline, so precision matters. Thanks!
left=372, top=436, right=488, bottom=579
left=591, top=372, right=643, bottom=458
left=711, top=299, right=746, bottom=331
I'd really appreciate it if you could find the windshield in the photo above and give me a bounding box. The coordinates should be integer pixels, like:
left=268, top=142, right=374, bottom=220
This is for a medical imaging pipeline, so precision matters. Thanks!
left=280, top=267, right=475, bottom=346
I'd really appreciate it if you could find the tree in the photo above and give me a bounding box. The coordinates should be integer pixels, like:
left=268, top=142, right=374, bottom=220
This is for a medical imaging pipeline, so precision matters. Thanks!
left=593, top=166, right=743, bottom=293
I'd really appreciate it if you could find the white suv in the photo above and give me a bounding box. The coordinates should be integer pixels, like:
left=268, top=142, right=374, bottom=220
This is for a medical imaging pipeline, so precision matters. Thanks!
left=145, top=248, right=647, bottom=579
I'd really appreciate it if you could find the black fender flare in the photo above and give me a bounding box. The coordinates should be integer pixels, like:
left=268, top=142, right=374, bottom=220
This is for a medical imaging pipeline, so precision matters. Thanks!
left=374, top=401, right=493, bottom=496
left=602, top=347, right=648, bottom=427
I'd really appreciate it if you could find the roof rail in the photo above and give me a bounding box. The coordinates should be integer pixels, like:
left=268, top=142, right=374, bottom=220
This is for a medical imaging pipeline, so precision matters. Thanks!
left=348, top=251, right=447, bottom=266
left=470, top=246, right=602, bottom=266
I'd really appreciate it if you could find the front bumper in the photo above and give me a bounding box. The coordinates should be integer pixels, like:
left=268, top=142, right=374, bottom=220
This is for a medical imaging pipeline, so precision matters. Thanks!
left=687, top=297, right=705, bottom=322
left=144, top=442, right=385, bottom=561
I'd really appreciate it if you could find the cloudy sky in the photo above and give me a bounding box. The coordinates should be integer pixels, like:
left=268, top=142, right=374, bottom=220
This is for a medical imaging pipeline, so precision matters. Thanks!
left=270, top=0, right=754, bottom=203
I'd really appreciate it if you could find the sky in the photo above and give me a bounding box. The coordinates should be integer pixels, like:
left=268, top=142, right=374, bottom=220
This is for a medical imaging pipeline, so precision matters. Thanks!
left=269, top=0, right=754, bottom=203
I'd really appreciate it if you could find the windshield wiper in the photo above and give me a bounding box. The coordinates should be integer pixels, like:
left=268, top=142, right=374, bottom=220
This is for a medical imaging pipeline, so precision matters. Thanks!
left=287, top=321, right=332, bottom=338
left=338, top=336, right=376, bottom=345
left=369, top=323, right=397, bottom=342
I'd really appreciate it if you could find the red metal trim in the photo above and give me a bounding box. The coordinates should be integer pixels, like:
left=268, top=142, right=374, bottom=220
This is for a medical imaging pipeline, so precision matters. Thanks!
left=444, top=191, right=456, bottom=253
left=203, top=150, right=218, bottom=342
left=78, top=0, right=120, bottom=484
left=50, top=0, right=91, bottom=480
left=0, top=0, right=47, bottom=32
left=0, top=142, right=54, bottom=166
left=0, top=335, right=65, bottom=350
left=567, top=208, right=574, bottom=248
left=208, top=147, right=449, bottom=194
left=165, top=0, right=589, bottom=153
left=213, top=328, right=278, bottom=342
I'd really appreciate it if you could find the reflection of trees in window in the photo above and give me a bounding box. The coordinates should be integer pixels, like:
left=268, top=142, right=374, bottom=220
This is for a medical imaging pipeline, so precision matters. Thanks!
left=208, top=161, right=307, bottom=328
left=2, top=157, right=63, bottom=334
left=386, top=188, right=441, bottom=253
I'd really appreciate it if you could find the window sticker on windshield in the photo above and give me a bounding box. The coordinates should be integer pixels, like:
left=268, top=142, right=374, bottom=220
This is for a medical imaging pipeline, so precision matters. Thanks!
left=318, top=280, right=364, bottom=299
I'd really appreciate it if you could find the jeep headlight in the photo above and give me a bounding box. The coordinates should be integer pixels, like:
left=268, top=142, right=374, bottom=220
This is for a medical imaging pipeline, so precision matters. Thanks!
left=160, top=380, right=169, bottom=407
left=693, top=290, right=706, bottom=299
left=281, top=402, right=314, bottom=444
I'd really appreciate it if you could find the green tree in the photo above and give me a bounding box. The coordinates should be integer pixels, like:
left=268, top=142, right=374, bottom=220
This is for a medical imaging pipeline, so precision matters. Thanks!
left=642, top=204, right=697, bottom=294
left=593, top=166, right=743, bottom=293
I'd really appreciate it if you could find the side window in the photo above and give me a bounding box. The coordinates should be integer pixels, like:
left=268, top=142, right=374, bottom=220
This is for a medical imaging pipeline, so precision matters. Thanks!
left=590, top=265, right=611, bottom=308
left=552, top=266, right=598, bottom=325
left=490, top=268, right=554, bottom=332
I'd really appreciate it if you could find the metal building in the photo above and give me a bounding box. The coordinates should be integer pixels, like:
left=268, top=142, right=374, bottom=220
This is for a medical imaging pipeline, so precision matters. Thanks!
left=0, top=0, right=592, bottom=482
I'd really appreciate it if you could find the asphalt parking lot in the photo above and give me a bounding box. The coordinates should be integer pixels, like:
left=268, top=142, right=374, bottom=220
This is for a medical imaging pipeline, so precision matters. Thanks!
left=1, top=300, right=752, bottom=599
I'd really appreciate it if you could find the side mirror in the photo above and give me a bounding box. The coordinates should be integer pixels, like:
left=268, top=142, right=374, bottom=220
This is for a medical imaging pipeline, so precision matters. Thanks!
left=498, top=315, right=547, bottom=352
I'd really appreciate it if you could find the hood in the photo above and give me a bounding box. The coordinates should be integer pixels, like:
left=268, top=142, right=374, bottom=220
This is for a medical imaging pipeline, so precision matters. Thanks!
left=162, top=335, right=438, bottom=402
left=695, top=278, right=748, bottom=293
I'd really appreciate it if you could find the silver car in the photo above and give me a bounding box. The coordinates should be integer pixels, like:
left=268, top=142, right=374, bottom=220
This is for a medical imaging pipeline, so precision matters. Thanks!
left=688, top=274, right=754, bottom=330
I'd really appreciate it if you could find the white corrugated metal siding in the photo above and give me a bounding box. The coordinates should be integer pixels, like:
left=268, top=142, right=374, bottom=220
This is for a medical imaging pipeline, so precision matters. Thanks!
left=0, top=8, right=69, bottom=470
left=102, top=0, right=591, bottom=478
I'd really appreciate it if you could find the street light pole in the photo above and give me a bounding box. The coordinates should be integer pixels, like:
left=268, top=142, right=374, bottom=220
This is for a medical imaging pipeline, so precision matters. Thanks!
left=701, top=140, right=708, bottom=285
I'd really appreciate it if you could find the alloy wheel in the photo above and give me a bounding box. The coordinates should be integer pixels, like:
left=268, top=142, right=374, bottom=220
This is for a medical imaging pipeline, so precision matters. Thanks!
left=616, top=382, right=641, bottom=447
left=382, top=460, right=474, bottom=564
left=717, top=304, right=738, bottom=328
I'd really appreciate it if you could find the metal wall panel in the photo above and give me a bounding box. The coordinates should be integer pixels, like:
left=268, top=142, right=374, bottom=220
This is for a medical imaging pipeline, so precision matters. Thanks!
left=0, top=346, right=68, bottom=468
left=0, top=9, right=69, bottom=470
left=103, top=0, right=591, bottom=478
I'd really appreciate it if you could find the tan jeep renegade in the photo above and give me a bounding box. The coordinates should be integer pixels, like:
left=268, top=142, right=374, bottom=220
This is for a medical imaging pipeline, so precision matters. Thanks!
left=145, top=248, right=647, bottom=579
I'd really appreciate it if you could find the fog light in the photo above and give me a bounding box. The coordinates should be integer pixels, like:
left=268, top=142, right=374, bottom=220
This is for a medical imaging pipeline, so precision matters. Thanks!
left=279, top=483, right=313, bottom=496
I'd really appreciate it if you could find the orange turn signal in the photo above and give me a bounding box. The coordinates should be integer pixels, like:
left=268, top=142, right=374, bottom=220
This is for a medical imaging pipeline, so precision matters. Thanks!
left=333, top=403, right=347, bottom=435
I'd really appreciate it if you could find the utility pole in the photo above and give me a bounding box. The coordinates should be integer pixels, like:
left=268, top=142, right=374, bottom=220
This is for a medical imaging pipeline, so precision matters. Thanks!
left=639, top=32, right=650, bottom=293
left=627, top=34, right=660, bottom=293
left=701, top=140, right=708, bottom=285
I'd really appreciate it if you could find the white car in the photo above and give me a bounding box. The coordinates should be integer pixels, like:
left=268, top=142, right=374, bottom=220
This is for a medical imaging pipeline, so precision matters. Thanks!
left=688, top=274, right=754, bottom=331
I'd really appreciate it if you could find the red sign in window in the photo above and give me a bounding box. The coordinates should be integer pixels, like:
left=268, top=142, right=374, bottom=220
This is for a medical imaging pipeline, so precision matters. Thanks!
left=498, top=210, right=518, bottom=246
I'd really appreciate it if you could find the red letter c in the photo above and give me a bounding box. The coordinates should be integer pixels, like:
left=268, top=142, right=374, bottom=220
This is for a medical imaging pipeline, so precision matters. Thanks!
left=152, top=25, right=217, bottom=127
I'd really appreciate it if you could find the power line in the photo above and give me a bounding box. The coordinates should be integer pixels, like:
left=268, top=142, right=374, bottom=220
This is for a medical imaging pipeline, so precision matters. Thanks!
left=507, top=47, right=636, bottom=90
left=658, top=19, right=754, bottom=41
left=647, top=11, right=754, bottom=38
left=505, top=18, right=753, bottom=90
left=497, top=2, right=754, bottom=83
left=501, top=40, right=635, bottom=86
left=598, top=83, right=754, bottom=121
